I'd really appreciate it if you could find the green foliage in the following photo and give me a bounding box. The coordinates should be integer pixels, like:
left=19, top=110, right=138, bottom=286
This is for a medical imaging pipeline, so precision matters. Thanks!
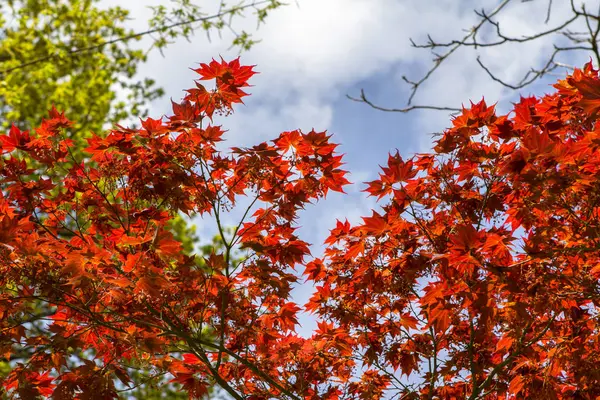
left=0, top=0, right=286, bottom=157
left=148, top=0, right=285, bottom=52
left=0, top=0, right=162, bottom=156
left=168, top=214, right=201, bottom=256
left=0, top=360, right=9, bottom=379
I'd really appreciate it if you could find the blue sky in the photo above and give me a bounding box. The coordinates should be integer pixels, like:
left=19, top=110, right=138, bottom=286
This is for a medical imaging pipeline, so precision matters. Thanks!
left=100, top=0, right=594, bottom=335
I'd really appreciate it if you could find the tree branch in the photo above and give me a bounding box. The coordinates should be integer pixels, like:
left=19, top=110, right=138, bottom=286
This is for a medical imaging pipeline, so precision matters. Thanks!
left=347, top=89, right=460, bottom=113
left=353, top=0, right=599, bottom=115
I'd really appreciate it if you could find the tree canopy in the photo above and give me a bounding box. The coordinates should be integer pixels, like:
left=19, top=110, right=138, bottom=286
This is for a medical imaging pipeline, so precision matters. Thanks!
left=0, top=1, right=286, bottom=397
left=2, top=54, right=600, bottom=398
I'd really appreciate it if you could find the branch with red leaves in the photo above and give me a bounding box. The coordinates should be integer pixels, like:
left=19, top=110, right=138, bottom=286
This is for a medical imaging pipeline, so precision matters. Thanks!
left=4, top=55, right=600, bottom=399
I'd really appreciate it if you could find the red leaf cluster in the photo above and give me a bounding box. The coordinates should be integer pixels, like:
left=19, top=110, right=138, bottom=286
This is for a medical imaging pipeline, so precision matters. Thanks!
left=4, top=57, right=600, bottom=399
left=307, top=61, right=600, bottom=398
left=0, top=59, right=348, bottom=399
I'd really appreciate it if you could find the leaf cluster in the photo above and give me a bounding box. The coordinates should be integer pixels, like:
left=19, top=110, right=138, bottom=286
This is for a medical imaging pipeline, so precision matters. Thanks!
left=0, top=57, right=348, bottom=399
left=5, top=53, right=600, bottom=399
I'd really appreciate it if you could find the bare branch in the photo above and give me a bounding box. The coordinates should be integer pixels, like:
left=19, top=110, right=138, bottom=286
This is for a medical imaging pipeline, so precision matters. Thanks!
left=354, top=0, right=600, bottom=115
left=552, top=61, right=576, bottom=70
left=347, top=89, right=460, bottom=113
left=476, top=44, right=591, bottom=90
left=413, top=8, right=577, bottom=49
left=473, top=9, right=578, bottom=47
left=545, top=0, right=553, bottom=24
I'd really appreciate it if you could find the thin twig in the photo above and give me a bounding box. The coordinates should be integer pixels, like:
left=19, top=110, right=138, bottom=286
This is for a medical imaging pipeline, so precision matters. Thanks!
left=347, top=89, right=460, bottom=113
left=352, top=0, right=598, bottom=115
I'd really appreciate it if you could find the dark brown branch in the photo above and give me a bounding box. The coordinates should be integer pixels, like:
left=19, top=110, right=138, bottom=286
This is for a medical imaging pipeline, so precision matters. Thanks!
left=545, top=0, right=553, bottom=24
left=475, top=45, right=591, bottom=90
left=402, top=0, right=511, bottom=106
left=347, top=89, right=460, bottom=113
left=472, top=8, right=578, bottom=47
left=351, top=0, right=511, bottom=114
left=412, top=9, right=578, bottom=49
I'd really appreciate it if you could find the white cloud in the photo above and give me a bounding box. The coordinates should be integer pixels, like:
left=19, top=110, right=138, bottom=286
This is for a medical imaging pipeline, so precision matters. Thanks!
left=100, top=0, right=582, bottom=147
left=219, top=97, right=334, bottom=146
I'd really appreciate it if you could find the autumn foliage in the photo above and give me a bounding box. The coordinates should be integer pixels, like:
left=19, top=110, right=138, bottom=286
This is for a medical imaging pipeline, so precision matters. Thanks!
left=3, top=57, right=600, bottom=399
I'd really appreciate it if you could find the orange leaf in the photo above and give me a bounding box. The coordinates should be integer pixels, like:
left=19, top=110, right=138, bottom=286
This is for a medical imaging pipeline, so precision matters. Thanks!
left=569, top=73, right=600, bottom=114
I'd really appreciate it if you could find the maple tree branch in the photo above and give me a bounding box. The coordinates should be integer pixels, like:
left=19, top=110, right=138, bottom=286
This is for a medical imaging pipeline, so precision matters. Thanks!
left=472, top=6, right=578, bottom=47
left=400, top=186, right=439, bottom=254
left=115, top=371, right=169, bottom=394
left=139, top=296, right=302, bottom=400
left=545, top=0, right=554, bottom=24
left=438, top=160, right=472, bottom=225
left=214, top=193, right=261, bottom=369
left=136, top=300, right=245, bottom=400
left=193, top=346, right=245, bottom=400
left=230, top=193, right=262, bottom=248
left=66, top=151, right=130, bottom=234
left=0, top=0, right=275, bottom=77
left=582, top=1, right=600, bottom=67
left=207, top=161, right=231, bottom=370
left=427, top=325, right=439, bottom=399
left=196, top=339, right=302, bottom=399
left=475, top=175, right=497, bottom=231
left=1, top=310, right=57, bottom=352
left=469, top=314, right=556, bottom=399
left=468, top=317, right=478, bottom=395
left=12, top=294, right=131, bottom=340
left=368, top=357, right=413, bottom=393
